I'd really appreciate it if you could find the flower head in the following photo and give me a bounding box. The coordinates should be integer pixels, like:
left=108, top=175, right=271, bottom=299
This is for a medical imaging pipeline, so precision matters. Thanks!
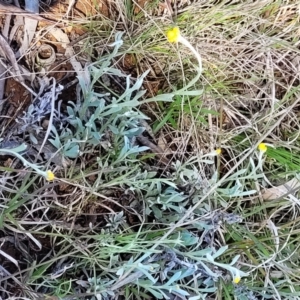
left=215, top=148, right=222, bottom=155
left=166, top=26, right=202, bottom=74
left=166, top=26, right=181, bottom=43
left=45, top=170, right=55, bottom=181
left=233, top=275, right=241, bottom=284
left=258, top=143, right=267, bottom=153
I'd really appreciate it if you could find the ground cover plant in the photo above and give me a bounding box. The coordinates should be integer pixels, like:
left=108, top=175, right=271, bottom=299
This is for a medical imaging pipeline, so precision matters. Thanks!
left=0, top=0, right=300, bottom=299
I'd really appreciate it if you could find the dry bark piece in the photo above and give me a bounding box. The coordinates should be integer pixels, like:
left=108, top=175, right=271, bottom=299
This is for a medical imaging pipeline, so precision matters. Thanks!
left=15, top=0, right=38, bottom=58
left=0, top=33, right=24, bottom=83
left=261, top=178, right=300, bottom=200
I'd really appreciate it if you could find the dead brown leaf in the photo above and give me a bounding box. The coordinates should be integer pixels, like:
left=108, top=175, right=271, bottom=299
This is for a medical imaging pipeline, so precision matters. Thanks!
left=261, top=178, right=300, bottom=200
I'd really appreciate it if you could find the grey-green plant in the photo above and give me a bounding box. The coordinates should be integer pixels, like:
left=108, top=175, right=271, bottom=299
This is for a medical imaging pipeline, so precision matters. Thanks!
left=0, top=31, right=278, bottom=300
left=0, top=142, right=52, bottom=179
left=42, top=33, right=256, bottom=299
left=49, top=32, right=202, bottom=160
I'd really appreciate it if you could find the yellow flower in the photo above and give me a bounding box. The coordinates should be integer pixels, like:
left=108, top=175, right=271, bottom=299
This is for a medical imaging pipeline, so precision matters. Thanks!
left=258, top=143, right=267, bottom=153
left=215, top=148, right=222, bottom=155
left=233, top=276, right=241, bottom=284
left=166, top=26, right=202, bottom=74
left=166, top=26, right=181, bottom=43
left=45, top=170, right=55, bottom=181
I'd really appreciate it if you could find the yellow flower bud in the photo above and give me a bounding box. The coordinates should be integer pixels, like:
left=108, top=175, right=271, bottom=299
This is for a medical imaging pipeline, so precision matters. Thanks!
left=233, top=276, right=241, bottom=284
left=45, top=170, right=55, bottom=181
left=258, top=143, right=267, bottom=153
left=215, top=148, right=222, bottom=155
left=166, top=27, right=181, bottom=43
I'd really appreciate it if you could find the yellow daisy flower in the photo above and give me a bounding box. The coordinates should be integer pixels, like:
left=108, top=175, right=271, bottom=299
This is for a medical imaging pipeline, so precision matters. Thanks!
left=258, top=143, right=267, bottom=153
left=233, top=275, right=241, bottom=284
left=166, top=26, right=181, bottom=43
left=45, top=170, right=55, bottom=181
left=166, top=26, right=202, bottom=73
left=215, top=148, right=222, bottom=155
